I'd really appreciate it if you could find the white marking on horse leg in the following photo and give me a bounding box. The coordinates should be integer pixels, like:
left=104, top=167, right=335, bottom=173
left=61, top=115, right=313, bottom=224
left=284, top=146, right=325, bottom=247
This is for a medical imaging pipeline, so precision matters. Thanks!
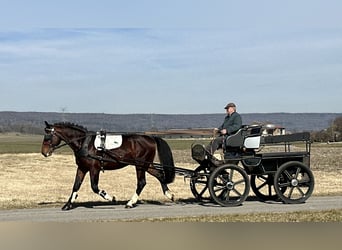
left=126, top=193, right=139, bottom=208
left=99, top=190, right=115, bottom=202
left=70, top=192, right=78, bottom=203
left=165, top=190, right=175, bottom=201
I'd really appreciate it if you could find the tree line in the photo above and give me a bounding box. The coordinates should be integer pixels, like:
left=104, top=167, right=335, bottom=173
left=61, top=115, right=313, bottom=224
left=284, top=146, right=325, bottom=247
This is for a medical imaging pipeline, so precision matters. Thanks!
left=310, top=116, right=342, bottom=142
left=0, top=112, right=341, bottom=142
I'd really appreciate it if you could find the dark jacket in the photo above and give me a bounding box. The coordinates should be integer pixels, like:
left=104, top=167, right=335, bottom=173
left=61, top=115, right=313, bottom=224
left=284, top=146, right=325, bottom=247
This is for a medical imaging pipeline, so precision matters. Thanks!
left=219, top=112, right=242, bottom=135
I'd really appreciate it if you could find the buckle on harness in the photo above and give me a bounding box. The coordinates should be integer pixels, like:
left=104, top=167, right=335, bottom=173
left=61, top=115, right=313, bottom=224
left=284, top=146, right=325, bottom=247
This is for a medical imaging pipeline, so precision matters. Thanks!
left=97, top=130, right=106, bottom=151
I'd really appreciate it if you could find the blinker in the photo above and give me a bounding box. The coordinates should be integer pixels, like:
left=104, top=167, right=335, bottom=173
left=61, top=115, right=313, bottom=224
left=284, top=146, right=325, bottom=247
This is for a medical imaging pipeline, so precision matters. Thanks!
left=44, top=127, right=54, bottom=133
left=44, top=134, right=53, bottom=141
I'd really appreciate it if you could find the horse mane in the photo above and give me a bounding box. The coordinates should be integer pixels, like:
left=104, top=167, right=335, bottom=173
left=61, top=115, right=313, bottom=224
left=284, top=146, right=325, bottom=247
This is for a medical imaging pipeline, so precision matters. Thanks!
left=53, top=122, right=88, bottom=133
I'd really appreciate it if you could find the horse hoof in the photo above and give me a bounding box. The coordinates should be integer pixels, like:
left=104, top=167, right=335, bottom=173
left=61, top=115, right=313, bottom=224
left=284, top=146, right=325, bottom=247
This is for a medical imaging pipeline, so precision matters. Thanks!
left=125, top=203, right=137, bottom=209
left=171, top=194, right=175, bottom=202
left=61, top=203, right=73, bottom=211
left=165, top=191, right=175, bottom=202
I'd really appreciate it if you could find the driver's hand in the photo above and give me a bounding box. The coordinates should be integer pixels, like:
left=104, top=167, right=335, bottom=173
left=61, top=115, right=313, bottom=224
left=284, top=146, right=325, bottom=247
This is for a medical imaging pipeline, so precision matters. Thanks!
left=220, top=129, right=227, bottom=135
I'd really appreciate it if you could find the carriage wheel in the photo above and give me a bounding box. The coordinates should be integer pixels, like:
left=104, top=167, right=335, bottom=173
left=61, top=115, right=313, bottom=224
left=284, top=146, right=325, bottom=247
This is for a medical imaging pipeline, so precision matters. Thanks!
left=251, top=174, right=286, bottom=201
left=274, top=161, right=314, bottom=204
left=190, top=166, right=212, bottom=202
left=208, top=164, right=250, bottom=206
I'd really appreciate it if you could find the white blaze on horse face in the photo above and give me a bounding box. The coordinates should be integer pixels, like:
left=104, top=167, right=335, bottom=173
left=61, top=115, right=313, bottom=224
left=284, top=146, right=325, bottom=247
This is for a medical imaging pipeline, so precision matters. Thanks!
left=70, top=192, right=78, bottom=203
left=126, top=193, right=139, bottom=207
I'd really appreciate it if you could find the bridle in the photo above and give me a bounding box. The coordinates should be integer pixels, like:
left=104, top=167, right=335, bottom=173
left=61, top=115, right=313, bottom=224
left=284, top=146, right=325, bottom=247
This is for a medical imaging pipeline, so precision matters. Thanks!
left=43, top=127, right=89, bottom=155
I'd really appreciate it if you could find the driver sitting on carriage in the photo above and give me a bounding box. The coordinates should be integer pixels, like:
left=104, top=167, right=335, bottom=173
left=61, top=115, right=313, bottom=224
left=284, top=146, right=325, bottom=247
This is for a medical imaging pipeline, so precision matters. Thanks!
left=207, top=102, right=242, bottom=156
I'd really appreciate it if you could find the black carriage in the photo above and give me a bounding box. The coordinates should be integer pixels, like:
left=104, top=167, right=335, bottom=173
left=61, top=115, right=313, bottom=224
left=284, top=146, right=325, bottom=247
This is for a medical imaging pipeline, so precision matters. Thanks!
left=187, top=125, right=315, bottom=206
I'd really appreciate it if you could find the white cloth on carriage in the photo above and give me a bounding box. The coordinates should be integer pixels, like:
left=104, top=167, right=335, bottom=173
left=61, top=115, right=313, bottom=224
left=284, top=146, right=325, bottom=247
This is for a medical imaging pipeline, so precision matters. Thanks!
left=94, top=134, right=123, bottom=150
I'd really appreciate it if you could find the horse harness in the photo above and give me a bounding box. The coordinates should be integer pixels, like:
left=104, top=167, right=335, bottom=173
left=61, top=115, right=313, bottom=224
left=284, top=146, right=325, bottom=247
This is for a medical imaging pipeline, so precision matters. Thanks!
left=46, top=128, right=158, bottom=172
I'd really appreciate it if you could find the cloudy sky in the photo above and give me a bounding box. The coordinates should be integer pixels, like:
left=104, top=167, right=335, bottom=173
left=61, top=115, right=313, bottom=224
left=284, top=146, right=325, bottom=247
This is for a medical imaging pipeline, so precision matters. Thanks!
left=0, top=0, right=341, bottom=114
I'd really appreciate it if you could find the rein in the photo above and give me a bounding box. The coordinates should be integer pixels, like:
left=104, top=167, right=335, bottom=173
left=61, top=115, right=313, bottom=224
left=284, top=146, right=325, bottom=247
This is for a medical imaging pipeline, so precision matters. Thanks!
left=90, top=148, right=175, bottom=172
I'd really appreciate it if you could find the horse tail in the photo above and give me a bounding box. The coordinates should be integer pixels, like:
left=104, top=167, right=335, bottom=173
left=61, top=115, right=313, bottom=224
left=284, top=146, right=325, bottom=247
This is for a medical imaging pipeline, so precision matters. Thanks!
left=153, top=136, right=175, bottom=184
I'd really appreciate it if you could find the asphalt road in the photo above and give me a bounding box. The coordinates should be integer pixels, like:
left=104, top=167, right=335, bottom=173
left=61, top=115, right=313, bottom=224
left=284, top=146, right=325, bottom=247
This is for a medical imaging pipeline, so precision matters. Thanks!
left=0, top=196, right=341, bottom=222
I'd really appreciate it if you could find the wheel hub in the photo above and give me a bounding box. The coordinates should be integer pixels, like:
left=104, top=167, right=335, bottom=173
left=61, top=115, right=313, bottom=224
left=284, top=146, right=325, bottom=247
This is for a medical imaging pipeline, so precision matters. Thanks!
left=226, top=181, right=234, bottom=190
left=291, top=179, right=299, bottom=187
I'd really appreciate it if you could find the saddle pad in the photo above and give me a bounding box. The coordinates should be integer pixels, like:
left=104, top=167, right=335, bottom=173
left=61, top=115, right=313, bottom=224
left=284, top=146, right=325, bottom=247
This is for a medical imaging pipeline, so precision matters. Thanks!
left=94, top=134, right=123, bottom=150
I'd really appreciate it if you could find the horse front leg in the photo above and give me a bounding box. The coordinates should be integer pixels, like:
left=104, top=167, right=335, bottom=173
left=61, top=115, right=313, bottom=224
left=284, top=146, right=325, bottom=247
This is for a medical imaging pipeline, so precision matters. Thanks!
left=62, top=167, right=87, bottom=211
left=89, top=168, right=116, bottom=203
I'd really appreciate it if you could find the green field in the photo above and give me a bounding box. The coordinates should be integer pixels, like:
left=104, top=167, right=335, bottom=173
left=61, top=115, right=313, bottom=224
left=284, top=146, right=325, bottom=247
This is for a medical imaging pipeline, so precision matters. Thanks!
left=0, top=133, right=42, bottom=153
left=0, top=133, right=75, bottom=154
left=0, top=133, right=210, bottom=154
left=1, top=132, right=341, bottom=155
left=1, top=132, right=341, bottom=154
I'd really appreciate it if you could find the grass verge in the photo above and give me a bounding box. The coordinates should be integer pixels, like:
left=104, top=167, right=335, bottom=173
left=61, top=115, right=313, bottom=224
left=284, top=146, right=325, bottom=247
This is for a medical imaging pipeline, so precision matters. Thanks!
left=127, top=209, right=342, bottom=222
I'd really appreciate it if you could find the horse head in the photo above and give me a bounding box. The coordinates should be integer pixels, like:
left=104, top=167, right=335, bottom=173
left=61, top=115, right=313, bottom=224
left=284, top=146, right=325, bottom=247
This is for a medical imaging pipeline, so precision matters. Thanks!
left=41, top=121, right=62, bottom=157
left=41, top=121, right=88, bottom=157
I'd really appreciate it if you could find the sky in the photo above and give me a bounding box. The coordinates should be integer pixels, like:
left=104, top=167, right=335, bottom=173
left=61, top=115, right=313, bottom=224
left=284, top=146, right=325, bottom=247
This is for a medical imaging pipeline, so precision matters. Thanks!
left=0, top=0, right=341, bottom=114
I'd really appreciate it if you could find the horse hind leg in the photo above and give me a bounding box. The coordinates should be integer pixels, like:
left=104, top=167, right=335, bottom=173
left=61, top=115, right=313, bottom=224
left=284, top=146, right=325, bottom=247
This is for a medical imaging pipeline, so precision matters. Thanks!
left=126, top=168, right=146, bottom=208
left=147, top=167, right=175, bottom=202
left=161, top=183, right=175, bottom=202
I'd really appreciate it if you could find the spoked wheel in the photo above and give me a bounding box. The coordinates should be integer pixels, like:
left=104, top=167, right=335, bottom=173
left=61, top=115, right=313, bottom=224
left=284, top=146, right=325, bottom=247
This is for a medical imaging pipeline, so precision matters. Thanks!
left=190, top=166, right=211, bottom=202
left=251, top=174, right=286, bottom=201
left=208, top=164, right=250, bottom=206
left=274, top=161, right=314, bottom=204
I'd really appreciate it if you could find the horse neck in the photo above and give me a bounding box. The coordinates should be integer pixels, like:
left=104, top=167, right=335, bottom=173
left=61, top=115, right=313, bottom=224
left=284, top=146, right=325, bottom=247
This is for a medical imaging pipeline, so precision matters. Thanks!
left=57, top=127, right=87, bottom=151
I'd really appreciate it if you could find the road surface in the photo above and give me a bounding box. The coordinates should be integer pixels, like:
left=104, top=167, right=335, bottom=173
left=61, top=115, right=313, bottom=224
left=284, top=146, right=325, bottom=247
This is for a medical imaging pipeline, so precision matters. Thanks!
left=0, top=196, right=341, bottom=222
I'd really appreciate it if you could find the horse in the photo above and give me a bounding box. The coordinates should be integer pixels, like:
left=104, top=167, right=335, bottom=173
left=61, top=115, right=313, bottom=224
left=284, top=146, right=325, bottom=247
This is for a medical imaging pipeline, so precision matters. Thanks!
left=41, top=121, right=175, bottom=210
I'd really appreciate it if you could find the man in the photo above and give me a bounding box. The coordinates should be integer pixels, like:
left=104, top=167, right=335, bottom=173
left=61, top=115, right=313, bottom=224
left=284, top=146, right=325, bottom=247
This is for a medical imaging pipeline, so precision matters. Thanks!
left=208, top=102, right=242, bottom=154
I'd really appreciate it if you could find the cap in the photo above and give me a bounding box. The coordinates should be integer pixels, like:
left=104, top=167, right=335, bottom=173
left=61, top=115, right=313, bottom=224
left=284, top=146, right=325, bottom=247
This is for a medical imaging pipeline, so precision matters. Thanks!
left=224, top=102, right=236, bottom=109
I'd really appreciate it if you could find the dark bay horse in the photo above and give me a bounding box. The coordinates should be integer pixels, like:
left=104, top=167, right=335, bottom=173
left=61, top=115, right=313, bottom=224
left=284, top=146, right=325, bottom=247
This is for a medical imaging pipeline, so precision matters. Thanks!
left=41, top=121, right=175, bottom=210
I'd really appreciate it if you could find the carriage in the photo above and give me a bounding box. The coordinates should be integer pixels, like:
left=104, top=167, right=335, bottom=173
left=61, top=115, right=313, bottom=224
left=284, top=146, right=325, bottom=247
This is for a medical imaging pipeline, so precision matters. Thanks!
left=42, top=122, right=314, bottom=209
left=187, top=125, right=314, bottom=206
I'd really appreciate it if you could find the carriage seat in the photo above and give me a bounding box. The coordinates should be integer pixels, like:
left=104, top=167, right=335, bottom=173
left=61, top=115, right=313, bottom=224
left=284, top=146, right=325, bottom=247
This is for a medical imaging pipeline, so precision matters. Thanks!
left=224, top=124, right=262, bottom=151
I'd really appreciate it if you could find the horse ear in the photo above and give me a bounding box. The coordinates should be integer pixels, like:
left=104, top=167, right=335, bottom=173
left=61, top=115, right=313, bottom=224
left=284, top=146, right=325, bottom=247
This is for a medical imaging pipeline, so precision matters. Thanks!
left=45, top=121, right=51, bottom=128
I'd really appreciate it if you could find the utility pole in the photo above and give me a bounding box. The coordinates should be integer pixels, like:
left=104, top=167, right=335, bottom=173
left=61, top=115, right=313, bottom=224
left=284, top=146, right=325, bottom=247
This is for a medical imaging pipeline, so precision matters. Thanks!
left=61, top=107, right=67, bottom=122
left=150, top=113, right=155, bottom=130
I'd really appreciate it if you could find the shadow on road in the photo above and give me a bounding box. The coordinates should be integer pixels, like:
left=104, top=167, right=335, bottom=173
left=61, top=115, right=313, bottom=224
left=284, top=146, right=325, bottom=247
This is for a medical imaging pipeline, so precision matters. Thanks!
left=38, top=195, right=278, bottom=210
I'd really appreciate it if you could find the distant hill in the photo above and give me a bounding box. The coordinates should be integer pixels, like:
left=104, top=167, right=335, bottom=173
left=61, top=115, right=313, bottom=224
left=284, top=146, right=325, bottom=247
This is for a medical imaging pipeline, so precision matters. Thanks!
left=0, top=111, right=341, bottom=134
